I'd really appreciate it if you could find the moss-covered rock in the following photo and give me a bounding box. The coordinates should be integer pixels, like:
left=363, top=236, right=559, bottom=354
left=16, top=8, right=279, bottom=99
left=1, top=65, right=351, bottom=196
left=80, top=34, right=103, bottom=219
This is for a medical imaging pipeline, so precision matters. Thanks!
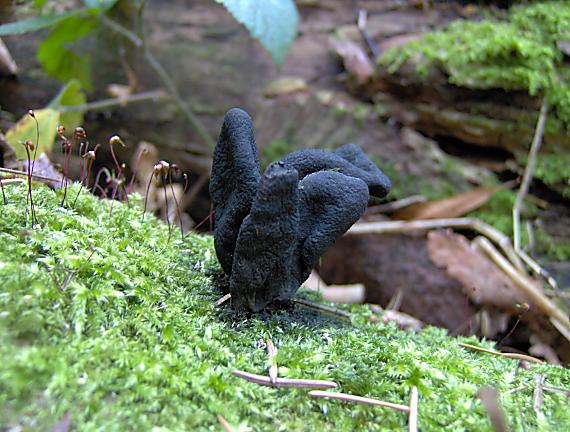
left=1, top=183, right=570, bottom=430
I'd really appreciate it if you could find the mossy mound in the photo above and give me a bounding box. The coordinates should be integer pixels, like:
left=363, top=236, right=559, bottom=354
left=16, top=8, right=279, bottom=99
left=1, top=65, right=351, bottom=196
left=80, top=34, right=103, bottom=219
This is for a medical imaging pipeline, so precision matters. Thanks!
left=1, top=183, right=570, bottom=431
left=379, top=1, right=570, bottom=197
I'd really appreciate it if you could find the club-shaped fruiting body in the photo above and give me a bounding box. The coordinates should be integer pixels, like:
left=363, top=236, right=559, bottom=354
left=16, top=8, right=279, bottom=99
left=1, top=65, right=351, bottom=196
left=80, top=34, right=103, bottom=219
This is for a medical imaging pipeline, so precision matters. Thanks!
left=210, top=108, right=391, bottom=311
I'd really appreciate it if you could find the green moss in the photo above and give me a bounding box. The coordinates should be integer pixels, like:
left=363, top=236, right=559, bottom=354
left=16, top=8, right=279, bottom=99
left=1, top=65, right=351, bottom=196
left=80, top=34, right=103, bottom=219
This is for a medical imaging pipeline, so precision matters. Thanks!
left=470, top=189, right=570, bottom=261
left=379, top=1, right=570, bottom=130
left=260, top=138, right=296, bottom=170
left=533, top=152, right=570, bottom=199
left=2, top=183, right=570, bottom=430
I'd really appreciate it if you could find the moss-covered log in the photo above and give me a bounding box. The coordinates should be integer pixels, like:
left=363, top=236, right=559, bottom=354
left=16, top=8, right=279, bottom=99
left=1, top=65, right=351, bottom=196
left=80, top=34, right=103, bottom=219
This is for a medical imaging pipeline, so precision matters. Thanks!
left=1, top=183, right=570, bottom=430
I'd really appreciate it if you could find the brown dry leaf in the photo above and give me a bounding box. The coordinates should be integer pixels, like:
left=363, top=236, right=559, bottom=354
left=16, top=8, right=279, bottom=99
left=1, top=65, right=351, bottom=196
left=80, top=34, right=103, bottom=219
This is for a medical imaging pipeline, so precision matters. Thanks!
left=263, top=77, right=307, bottom=98
left=332, top=40, right=373, bottom=85
left=427, top=230, right=526, bottom=311
left=393, top=185, right=503, bottom=220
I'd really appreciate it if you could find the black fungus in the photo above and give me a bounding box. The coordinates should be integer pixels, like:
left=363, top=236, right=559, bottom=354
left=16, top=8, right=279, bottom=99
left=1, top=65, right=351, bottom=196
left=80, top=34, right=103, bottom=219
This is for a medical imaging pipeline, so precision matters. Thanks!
left=210, top=108, right=391, bottom=311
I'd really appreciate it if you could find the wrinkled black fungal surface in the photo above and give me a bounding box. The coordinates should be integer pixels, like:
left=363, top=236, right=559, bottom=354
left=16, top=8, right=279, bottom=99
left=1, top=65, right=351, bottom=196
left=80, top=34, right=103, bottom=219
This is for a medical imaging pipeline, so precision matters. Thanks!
left=210, top=108, right=391, bottom=311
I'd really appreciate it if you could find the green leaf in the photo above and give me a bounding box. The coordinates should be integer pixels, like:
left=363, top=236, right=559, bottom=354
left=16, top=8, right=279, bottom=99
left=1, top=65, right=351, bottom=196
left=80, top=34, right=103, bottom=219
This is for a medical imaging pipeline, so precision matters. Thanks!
left=0, top=12, right=77, bottom=36
left=48, top=80, right=87, bottom=131
left=36, top=15, right=98, bottom=90
left=215, top=0, right=299, bottom=67
left=82, top=0, right=120, bottom=12
left=34, top=0, right=48, bottom=11
left=5, top=109, right=60, bottom=159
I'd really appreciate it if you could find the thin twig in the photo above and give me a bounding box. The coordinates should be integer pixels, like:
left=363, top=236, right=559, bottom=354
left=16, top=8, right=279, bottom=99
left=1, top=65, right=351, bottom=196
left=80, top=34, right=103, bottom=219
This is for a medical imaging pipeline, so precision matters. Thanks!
left=215, top=293, right=231, bottom=306
left=355, top=7, right=380, bottom=58
left=409, top=386, right=418, bottom=432
left=0, top=167, right=61, bottom=184
left=513, top=100, right=548, bottom=252
left=57, top=90, right=167, bottom=113
left=544, top=289, right=570, bottom=299
left=366, top=195, right=426, bottom=215
left=533, top=374, right=545, bottom=414
left=459, top=342, right=544, bottom=364
left=217, top=415, right=235, bottom=432
left=474, top=236, right=570, bottom=343
left=267, top=338, right=278, bottom=384
left=100, top=16, right=215, bottom=149
left=0, top=178, right=24, bottom=185
left=308, top=390, right=410, bottom=412
left=543, top=385, right=570, bottom=395
left=233, top=370, right=337, bottom=389
left=292, top=298, right=352, bottom=320
left=504, top=385, right=527, bottom=395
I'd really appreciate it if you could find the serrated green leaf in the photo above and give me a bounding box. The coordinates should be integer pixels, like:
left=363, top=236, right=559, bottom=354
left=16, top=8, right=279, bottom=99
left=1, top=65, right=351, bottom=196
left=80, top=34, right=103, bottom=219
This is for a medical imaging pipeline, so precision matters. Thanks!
left=48, top=80, right=86, bottom=131
left=0, top=12, right=78, bottom=36
left=5, top=109, right=60, bottom=159
left=36, top=15, right=98, bottom=89
left=216, top=0, right=299, bottom=67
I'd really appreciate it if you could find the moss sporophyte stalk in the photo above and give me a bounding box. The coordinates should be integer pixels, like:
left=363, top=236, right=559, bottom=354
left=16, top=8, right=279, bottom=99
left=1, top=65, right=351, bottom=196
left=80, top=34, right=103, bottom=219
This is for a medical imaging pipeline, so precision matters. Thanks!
left=1, top=182, right=570, bottom=430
